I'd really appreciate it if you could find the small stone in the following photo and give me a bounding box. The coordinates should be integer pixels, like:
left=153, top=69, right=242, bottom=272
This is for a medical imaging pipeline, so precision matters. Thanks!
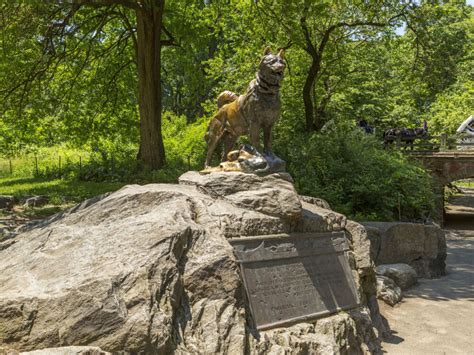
left=376, top=263, right=418, bottom=290
left=0, top=195, right=15, bottom=209
left=376, top=275, right=402, bottom=306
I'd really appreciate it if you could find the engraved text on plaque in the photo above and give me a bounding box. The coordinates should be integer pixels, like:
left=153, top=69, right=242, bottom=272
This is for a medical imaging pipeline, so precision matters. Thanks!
left=229, top=233, right=360, bottom=330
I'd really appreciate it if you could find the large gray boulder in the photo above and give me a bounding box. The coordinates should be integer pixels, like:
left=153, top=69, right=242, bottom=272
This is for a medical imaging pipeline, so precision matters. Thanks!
left=363, top=222, right=446, bottom=278
left=0, top=172, right=382, bottom=354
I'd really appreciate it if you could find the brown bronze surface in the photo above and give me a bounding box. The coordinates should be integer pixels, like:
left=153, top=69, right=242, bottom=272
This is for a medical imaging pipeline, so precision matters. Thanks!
left=229, top=233, right=360, bottom=330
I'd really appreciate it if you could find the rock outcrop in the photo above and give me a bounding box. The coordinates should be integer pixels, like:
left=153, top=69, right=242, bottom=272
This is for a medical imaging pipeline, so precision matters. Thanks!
left=21, top=346, right=110, bottom=355
left=24, top=196, right=50, bottom=208
left=363, top=222, right=447, bottom=278
left=0, top=172, right=383, bottom=354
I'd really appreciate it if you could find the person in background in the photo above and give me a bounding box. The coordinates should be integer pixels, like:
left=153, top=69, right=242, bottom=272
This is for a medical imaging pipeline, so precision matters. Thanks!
left=357, top=119, right=374, bottom=134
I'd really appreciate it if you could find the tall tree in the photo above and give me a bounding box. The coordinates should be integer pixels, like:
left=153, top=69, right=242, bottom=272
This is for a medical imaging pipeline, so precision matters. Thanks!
left=73, top=0, right=182, bottom=169
left=255, top=1, right=409, bottom=131
left=2, top=0, right=179, bottom=169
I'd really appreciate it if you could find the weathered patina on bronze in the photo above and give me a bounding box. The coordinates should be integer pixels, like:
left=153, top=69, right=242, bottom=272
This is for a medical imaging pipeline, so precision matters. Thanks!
left=229, top=233, right=360, bottom=330
left=200, top=144, right=286, bottom=175
left=204, top=47, right=286, bottom=173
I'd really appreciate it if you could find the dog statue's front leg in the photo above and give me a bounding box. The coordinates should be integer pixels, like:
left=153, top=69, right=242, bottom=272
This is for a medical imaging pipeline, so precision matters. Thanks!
left=222, top=133, right=238, bottom=162
left=263, top=125, right=272, bottom=154
left=205, top=138, right=219, bottom=168
left=249, top=121, right=261, bottom=152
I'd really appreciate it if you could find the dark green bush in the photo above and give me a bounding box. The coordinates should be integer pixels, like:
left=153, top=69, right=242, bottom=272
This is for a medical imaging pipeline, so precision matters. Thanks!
left=275, top=124, right=435, bottom=221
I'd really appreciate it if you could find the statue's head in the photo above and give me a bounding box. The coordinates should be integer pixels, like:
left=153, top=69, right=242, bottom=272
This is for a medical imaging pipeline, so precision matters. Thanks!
left=258, top=47, right=286, bottom=86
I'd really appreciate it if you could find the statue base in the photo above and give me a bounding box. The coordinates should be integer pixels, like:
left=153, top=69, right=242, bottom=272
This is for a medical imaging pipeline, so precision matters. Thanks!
left=201, top=144, right=286, bottom=176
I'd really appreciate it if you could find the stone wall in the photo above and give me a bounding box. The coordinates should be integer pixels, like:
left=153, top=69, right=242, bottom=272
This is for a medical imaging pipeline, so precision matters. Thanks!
left=362, top=222, right=447, bottom=278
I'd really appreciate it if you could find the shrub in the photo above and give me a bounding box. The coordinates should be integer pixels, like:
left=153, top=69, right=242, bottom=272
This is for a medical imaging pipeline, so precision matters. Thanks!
left=275, top=124, right=435, bottom=221
left=76, top=111, right=209, bottom=183
left=0, top=111, right=436, bottom=223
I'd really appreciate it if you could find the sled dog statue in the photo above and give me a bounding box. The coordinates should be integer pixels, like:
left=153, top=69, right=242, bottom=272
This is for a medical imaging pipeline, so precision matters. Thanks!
left=203, top=47, right=286, bottom=174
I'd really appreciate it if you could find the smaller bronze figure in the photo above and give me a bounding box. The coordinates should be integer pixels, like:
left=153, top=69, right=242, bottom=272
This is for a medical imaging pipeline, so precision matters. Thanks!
left=204, top=47, right=286, bottom=169
left=201, top=144, right=285, bottom=175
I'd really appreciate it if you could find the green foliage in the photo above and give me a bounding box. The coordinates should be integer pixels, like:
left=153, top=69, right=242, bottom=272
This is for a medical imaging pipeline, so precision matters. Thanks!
left=76, top=112, right=209, bottom=183
left=0, top=3, right=138, bottom=153
left=429, top=80, right=474, bottom=134
left=0, top=111, right=208, bottom=183
left=275, top=127, right=435, bottom=221
left=2, top=1, right=472, bottom=222
left=0, top=146, right=89, bottom=178
left=162, top=112, right=208, bottom=168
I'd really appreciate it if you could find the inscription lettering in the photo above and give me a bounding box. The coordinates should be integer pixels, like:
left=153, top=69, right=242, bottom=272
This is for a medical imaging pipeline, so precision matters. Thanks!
left=230, top=233, right=360, bottom=330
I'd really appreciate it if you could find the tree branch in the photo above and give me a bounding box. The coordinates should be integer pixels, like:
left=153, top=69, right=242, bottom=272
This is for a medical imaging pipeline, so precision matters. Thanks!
left=300, top=8, right=317, bottom=56
left=116, top=8, right=138, bottom=56
left=160, top=24, right=179, bottom=47
left=71, top=0, right=143, bottom=11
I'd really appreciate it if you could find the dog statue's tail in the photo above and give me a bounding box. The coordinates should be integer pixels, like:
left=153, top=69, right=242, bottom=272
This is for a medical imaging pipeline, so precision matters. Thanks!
left=217, top=90, right=238, bottom=109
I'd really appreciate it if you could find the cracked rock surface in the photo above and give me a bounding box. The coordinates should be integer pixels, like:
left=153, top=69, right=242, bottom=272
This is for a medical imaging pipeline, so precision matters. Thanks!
left=0, top=172, right=382, bottom=354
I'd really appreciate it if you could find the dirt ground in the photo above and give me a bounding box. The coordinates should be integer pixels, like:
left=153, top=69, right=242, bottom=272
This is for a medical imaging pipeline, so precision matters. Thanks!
left=381, top=188, right=474, bottom=355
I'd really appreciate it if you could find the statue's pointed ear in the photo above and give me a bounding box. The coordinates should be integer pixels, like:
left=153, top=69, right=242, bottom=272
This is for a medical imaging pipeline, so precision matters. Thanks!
left=277, top=48, right=285, bottom=59
left=263, top=46, right=272, bottom=55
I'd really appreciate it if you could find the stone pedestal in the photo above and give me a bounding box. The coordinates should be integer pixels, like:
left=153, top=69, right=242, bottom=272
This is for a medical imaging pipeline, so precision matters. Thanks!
left=0, top=172, right=383, bottom=354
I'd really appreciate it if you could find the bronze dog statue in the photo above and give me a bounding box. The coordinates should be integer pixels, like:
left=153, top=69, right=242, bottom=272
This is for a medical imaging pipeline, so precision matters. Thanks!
left=204, top=47, right=286, bottom=168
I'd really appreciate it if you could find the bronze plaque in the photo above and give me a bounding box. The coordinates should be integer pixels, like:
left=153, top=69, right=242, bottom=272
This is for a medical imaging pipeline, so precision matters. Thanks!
left=229, top=233, right=360, bottom=330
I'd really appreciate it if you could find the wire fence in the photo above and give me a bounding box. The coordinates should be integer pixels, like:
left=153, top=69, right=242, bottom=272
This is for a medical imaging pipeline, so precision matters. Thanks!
left=0, top=147, right=207, bottom=182
left=0, top=153, right=92, bottom=179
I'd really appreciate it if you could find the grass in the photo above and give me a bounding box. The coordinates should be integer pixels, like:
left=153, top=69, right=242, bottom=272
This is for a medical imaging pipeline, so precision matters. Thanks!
left=0, top=144, right=195, bottom=219
left=0, top=146, right=129, bottom=211
left=0, top=176, right=126, bottom=219
left=454, top=180, right=474, bottom=188
left=0, top=146, right=91, bottom=179
left=0, top=177, right=126, bottom=202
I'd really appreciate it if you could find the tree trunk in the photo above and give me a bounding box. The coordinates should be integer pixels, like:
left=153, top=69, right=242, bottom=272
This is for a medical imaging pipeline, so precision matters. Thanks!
left=313, top=107, right=326, bottom=131
left=136, top=0, right=165, bottom=169
left=313, top=83, right=332, bottom=131
left=303, top=55, right=320, bottom=132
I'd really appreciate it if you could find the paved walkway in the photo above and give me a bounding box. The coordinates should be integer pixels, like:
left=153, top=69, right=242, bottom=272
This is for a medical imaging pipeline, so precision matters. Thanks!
left=381, top=189, right=474, bottom=354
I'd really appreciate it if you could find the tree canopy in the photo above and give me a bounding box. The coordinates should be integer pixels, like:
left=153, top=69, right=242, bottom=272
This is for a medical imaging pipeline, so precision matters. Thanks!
left=0, top=0, right=472, bottom=220
left=1, top=1, right=472, bottom=150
